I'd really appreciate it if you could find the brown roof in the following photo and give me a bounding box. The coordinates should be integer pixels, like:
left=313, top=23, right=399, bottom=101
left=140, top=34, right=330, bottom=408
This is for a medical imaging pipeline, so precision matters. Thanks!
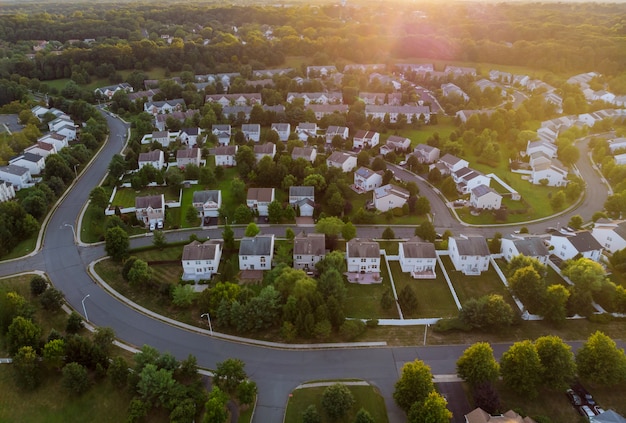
left=138, top=150, right=162, bottom=162
left=401, top=239, right=436, bottom=258
left=247, top=187, right=274, bottom=202
left=347, top=238, right=380, bottom=258
left=177, top=148, right=199, bottom=159
left=182, top=240, right=222, bottom=261
left=135, top=194, right=163, bottom=209
left=213, top=145, right=237, bottom=155
left=294, top=233, right=325, bottom=255
left=36, top=141, right=55, bottom=151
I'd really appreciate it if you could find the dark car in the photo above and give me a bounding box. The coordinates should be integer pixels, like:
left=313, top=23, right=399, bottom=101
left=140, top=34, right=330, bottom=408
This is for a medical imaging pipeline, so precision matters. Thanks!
left=567, top=389, right=582, bottom=406
left=573, top=382, right=596, bottom=406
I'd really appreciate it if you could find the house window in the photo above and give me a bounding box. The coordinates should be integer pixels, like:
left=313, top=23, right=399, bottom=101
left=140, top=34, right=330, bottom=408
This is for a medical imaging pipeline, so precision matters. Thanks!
left=296, top=255, right=302, bottom=259
left=196, top=261, right=201, bottom=265
left=261, top=257, right=266, bottom=263
left=361, top=258, right=366, bottom=263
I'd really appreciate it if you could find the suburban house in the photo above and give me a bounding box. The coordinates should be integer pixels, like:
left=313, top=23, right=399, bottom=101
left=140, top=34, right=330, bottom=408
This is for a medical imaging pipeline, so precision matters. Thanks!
left=453, top=167, right=491, bottom=194
left=138, top=150, right=165, bottom=170
left=306, top=65, right=338, bottom=78
left=38, top=133, right=68, bottom=151
left=295, top=122, right=318, bottom=141
left=205, top=93, right=261, bottom=106
left=212, top=145, right=237, bottom=167
left=239, top=234, right=275, bottom=271
left=135, top=194, right=165, bottom=228
left=500, top=235, right=549, bottom=265
left=325, top=126, right=350, bottom=144
left=352, top=130, right=380, bottom=149
left=48, top=117, right=76, bottom=140
left=413, top=144, right=440, bottom=164
left=444, top=65, right=477, bottom=76
left=326, top=151, right=357, bottom=172
left=94, top=83, right=133, bottom=99
left=358, top=92, right=401, bottom=105
left=212, top=124, right=232, bottom=145
left=592, top=219, right=626, bottom=253
left=155, top=110, right=199, bottom=131
left=181, top=240, right=223, bottom=281
left=608, top=137, right=626, bottom=153
left=241, top=124, right=261, bottom=142
left=291, top=146, right=317, bottom=163
left=286, top=92, right=342, bottom=105
left=548, top=230, right=603, bottom=262
left=364, top=105, right=430, bottom=124
left=147, top=130, right=171, bottom=147
left=380, top=135, right=411, bottom=155
left=144, top=99, right=185, bottom=115
left=246, top=187, right=275, bottom=217
left=439, top=154, right=470, bottom=174
left=293, top=232, right=326, bottom=272
left=346, top=238, right=381, bottom=273
left=469, top=184, right=502, bottom=210
left=25, top=141, right=56, bottom=158
left=526, top=140, right=557, bottom=158
left=0, top=164, right=32, bottom=190
left=448, top=235, right=490, bottom=275
left=9, top=153, right=45, bottom=176
left=271, top=123, right=291, bottom=142
left=289, top=186, right=315, bottom=217
left=306, top=104, right=349, bottom=120
left=465, top=407, right=537, bottom=423
left=0, top=180, right=16, bottom=203
left=354, top=167, right=383, bottom=192
left=441, top=83, right=469, bottom=101
left=398, top=237, right=437, bottom=279
left=192, top=190, right=221, bottom=219
left=373, top=184, right=410, bottom=212
left=176, top=147, right=201, bottom=168
left=254, top=143, right=276, bottom=161
left=179, top=128, right=201, bottom=146
left=529, top=154, right=569, bottom=187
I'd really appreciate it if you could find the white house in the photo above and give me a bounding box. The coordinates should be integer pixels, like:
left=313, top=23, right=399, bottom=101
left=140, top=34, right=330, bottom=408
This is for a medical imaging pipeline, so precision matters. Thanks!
left=295, top=122, right=318, bottom=141
left=94, top=83, right=133, bottom=99
left=293, top=232, right=326, bottom=272
left=365, top=105, right=430, bottom=124
left=413, top=144, right=440, bottom=164
left=439, top=154, right=469, bottom=174
left=25, top=141, right=56, bottom=158
left=608, top=137, right=626, bottom=153
left=176, top=147, right=201, bottom=168
left=286, top=92, right=342, bottom=105
left=291, top=146, right=317, bottom=163
left=352, top=130, right=380, bottom=149
left=592, top=219, right=626, bottom=253
left=138, top=150, right=165, bottom=170
left=144, top=99, right=185, bottom=115
left=254, top=143, right=276, bottom=161
left=380, top=135, right=411, bottom=155
left=205, top=93, right=261, bottom=106
left=212, top=145, right=237, bottom=167
left=241, top=124, right=261, bottom=142
left=212, top=124, right=232, bottom=145
left=614, top=154, right=626, bottom=165
left=289, top=186, right=315, bottom=217
left=135, top=194, right=165, bottom=228
left=148, top=130, right=171, bottom=147
left=0, top=180, right=16, bottom=202
left=179, top=128, right=201, bottom=147
left=326, top=151, right=357, bottom=172
left=325, top=126, right=350, bottom=144
left=239, top=234, right=275, bottom=271
left=448, top=235, right=490, bottom=275
left=306, top=65, right=338, bottom=78
left=38, top=133, right=68, bottom=151
left=354, top=167, right=383, bottom=193
left=398, top=237, right=437, bottom=279
left=48, top=118, right=76, bottom=140
left=453, top=167, right=491, bottom=195
left=9, top=153, right=45, bottom=176
left=548, top=231, right=603, bottom=262
left=346, top=238, right=380, bottom=273
left=247, top=187, right=275, bottom=217
left=306, top=104, right=348, bottom=120
left=500, top=235, right=549, bottom=265
left=530, top=160, right=568, bottom=187
left=441, top=83, right=469, bottom=101
left=192, top=190, right=222, bottom=219
left=373, top=184, right=410, bottom=212
left=526, top=140, right=557, bottom=158
left=181, top=240, right=223, bottom=281
left=0, top=164, right=32, bottom=190
left=470, top=184, right=502, bottom=210
left=271, top=123, right=291, bottom=142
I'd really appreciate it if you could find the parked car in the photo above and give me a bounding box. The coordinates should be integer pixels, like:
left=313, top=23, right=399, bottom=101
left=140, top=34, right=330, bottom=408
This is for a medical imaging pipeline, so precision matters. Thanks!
left=580, top=405, right=595, bottom=419
left=157, top=220, right=163, bottom=229
left=567, top=389, right=582, bottom=406
left=149, top=222, right=155, bottom=231
left=594, top=406, right=605, bottom=415
left=573, top=382, right=596, bottom=406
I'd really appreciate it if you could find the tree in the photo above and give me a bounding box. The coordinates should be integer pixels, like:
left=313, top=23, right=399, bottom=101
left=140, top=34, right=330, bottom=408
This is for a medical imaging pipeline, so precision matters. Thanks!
left=342, top=222, right=357, bottom=241
left=105, top=226, right=129, bottom=261
left=137, top=363, right=176, bottom=408
left=354, top=408, right=375, bottom=423
left=39, top=287, right=64, bottom=312
left=42, top=338, right=66, bottom=370
left=393, top=359, right=435, bottom=412
left=542, top=284, right=570, bottom=325
left=441, top=176, right=458, bottom=198
left=186, top=207, right=200, bottom=226
left=500, top=340, right=543, bottom=398
left=222, top=224, right=235, bottom=250
left=244, top=222, right=260, bottom=237
left=407, top=391, right=452, bottom=423
left=398, top=285, right=418, bottom=313
left=317, top=268, right=347, bottom=305
left=568, top=214, right=584, bottom=230
left=562, top=257, right=606, bottom=293
left=414, top=197, right=431, bottom=215
left=473, top=382, right=501, bottom=414
left=268, top=200, right=282, bottom=224
left=302, top=404, right=321, bottom=423
left=172, top=284, right=196, bottom=307
left=7, top=316, right=41, bottom=355
left=456, top=342, right=500, bottom=387
left=237, top=379, right=257, bottom=406
left=550, top=190, right=566, bottom=210
left=576, top=331, right=626, bottom=385
left=382, top=226, right=395, bottom=239
left=508, top=266, right=546, bottom=312
left=213, top=358, right=247, bottom=394
left=128, top=259, right=153, bottom=289
left=66, top=311, right=84, bottom=333
left=460, top=295, right=515, bottom=331
left=321, top=383, right=355, bottom=420
left=13, top=346, right=40, bottom=390
left=89, top=186, right=109, bottom=210
left=62, top=362, right=91, bottom=394
left=414, top=221, right=436, bottom=242
left=153, top=230, right=167, bottom=250
left=30, top=275, right=48, bottom=297
left=534, top=335, right=576, bottom=390
left=507, top=255, right=546, bottom=278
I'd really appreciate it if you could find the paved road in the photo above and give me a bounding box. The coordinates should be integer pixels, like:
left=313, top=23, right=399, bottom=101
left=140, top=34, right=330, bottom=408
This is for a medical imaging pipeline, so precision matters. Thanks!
left=0, top=112, right=615, bottom=422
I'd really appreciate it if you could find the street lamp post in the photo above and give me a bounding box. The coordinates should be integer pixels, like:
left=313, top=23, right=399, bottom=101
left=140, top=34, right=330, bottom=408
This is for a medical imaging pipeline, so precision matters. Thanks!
left=200, top=312, right=213, bottom=335
left=81, top=294, right=90, bottom=322
left=423, top=324, right=429, bottom=346
left=73, top=164, right=78, bottom=179
left=63, top=223, right=76, bottom=244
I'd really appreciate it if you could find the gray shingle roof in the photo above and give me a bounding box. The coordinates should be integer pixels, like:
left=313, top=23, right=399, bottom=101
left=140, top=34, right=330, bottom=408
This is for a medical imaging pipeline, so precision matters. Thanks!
left=347, top=238, right=380, bottom=258
left=289, top=186, right=314, bottom=198
left=135, top=195, right=163, bottom=209
left=193, top=190, right=220, bottom=204
left=401, top=238, right=436, bottom=258
left=182, top=240, right=222, bottom=260
left=294, top=233, right=325, bottom=255
left=452, top=235, right=489, bottom=256
left=239, top=235, right=274, bottom=255
left=568, top=231, right=603, bottom=252
left=509, top=236, right=548, bottom=257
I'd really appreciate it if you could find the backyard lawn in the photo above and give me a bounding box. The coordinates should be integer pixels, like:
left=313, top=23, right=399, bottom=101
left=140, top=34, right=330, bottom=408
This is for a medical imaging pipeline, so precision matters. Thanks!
left=284, top=382, right=389, bottom=423
left=388, top=261, right=458, bottom=318
left=111, top=186, right=180, bottom=208
left=344, top=259, right=399, bottom=319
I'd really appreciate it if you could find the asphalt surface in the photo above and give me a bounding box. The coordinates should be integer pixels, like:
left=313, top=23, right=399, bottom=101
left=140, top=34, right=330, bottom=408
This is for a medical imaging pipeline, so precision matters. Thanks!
left=0, top=112, right=617, bottom=423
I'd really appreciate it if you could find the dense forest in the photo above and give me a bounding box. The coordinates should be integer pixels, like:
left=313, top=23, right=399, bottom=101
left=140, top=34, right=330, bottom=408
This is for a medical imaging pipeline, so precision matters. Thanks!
left=0, top=2, right=625, bottom=83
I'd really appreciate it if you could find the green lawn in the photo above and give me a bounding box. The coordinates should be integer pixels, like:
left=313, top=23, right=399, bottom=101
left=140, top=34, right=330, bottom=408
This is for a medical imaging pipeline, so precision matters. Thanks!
left=388, top=261, right=458, bottom=318
left=395, top=115, right=458, bottom=149
left=284, top=383, right=389, bottom=423
left=344, top=259, right=399, bottom=319
left=112, top=186, right=180, bottom=208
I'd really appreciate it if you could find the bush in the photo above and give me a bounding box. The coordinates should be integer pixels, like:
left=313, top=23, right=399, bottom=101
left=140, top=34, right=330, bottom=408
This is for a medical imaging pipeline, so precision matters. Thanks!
left=321, top=384, right=354, bottom=420
left=587, top=313, right=613, bottom=323
left=39, top=288, right=63, bottom=312
left=66, top=311, right=84, bottom=334
left=432, top=317, right=471, bottom=332
left=339, top=320, right=366, bottom=340
left=30, top=275, right=48, bottom=297
left=62, top=362, right=91, bottom=394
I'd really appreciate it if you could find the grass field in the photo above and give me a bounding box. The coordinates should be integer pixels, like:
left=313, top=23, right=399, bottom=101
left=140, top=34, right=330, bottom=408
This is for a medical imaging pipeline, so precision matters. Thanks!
left=396, top=115, right=458, bottom=148
left=179, top=184, right=209, bottom=228
left=284, top=382, right=389, bottom=423
left=344, top=259, right=399, bottom=319
left=388, top=261, right=458, bottom=318
left=112, top=186, right=180, bottom=208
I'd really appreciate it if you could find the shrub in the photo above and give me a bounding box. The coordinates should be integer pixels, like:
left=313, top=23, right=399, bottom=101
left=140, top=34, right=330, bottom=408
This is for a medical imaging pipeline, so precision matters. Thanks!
left=339, top=320, right=366, bottom=340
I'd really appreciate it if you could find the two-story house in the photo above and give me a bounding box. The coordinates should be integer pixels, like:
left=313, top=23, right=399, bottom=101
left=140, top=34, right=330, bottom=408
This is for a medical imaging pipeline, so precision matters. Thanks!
left=470, top=184, right=502, bottom=210
left=413, top=144, right=440, bottom=164
left=453, top=167, right=491, bottom=195
left=271, top=123, right=291, bottom=142
left=144, top=99, right=185, bottom=115
left=289, top=186, right=315, bottom=217
left=380, top=135, right=411, bottom=155
left=291, top=146, right=317, bottom=163
left=295, top=123, right=318, bottom=141
left=354, top=167, right=383, bottom=193
left=212, top=124, right=232, bottom=145
left=327, top=151, right=357, bottom=172
left=352, top=130, right=380, bottom=149
left=138, top=150, right=165, bottom=170
left=500, top=235, right=549, bottom=265
left=0, top=164, right=32, bottom=190
left=448, top=235, right=490, bottom=275
left=241, top=124, right=261, bottom=142
left=325, top=126, right=350, bottom=144
left=548, top=230, right=603, bottom=262
left=399, top=237, right=437, bottom=279
left=192, top=190, right=222, bottom=220
left=179, top=128, right=201, bottom=147
left=247, top=187, right=275, bottom=217
left=9, top=153, right=45, bottom=176
left=346, top=238, right=380, bottom=273
left=293, top=232, right=326, bottom=272
left=239, top=234, right=275, bottom=271
left=176, top=147, right=201, bottom=168
left=135, top=194, right=165, bottom=228
left=254, top=143, right=276, bottom=161
left=212, top=145, right=237, bottom=167
left=181, top=239, right=223, bottom=281
left=25, top=141, right=56, bottom=158
left=592, top=219, right=626, bottom=253
left=438, top=154, right=469, bottom=175
left=373, top=184, right=410, bottom=212
left=38, top=133, right=68, bottom=151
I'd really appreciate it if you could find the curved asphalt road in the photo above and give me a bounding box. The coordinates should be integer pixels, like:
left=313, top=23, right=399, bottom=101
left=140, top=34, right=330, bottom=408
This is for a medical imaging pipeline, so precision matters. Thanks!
left=0, top=112, right=614, bottom=422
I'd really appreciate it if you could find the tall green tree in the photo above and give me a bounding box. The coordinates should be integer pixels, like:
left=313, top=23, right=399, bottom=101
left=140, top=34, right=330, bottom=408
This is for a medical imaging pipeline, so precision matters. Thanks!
left=576, top=331, right=626, bottom=385
left=62, top=362, right=91, bottom=394
left=244, top=222, right=260, bottom=237
left=7, top=316, right=41, bottom=355
left=456, top=342, right=500, bottom=387
left=534, top=335, right=576, bottom=390
left=508, top=266, right=546, bottom=312
left=105, top=226, right=129, bottom=261
left=321, top=383, right=355, bottom=421
left=542, top=284, right=570, bottom=325
left=407, top=391, right=452, bottom=423
left=500, top=340, right=543, bottom=399
left=393, top=359, right=435, bottom=412
left=12, top=346, right=40, bottom=390
left=213, top=358, right=247, bottom=394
